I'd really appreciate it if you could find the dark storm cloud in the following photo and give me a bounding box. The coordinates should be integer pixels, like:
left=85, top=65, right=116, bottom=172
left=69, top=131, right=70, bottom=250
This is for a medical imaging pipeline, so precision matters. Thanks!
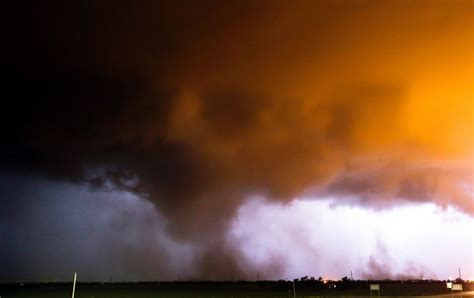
left=322, top=164, right=473, bottom=214
left=1, top=0, right=472, bottom=279
left=0, top=174, right=198, bottom=282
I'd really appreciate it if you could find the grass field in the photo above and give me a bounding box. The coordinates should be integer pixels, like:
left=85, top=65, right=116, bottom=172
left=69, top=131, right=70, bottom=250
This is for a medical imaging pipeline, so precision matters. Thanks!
left=1, top=281, right=472, bottom=298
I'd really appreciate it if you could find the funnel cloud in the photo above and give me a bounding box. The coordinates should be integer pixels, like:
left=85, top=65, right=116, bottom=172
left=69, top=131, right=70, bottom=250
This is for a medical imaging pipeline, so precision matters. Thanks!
left=0, top=0, right=472, bottom=280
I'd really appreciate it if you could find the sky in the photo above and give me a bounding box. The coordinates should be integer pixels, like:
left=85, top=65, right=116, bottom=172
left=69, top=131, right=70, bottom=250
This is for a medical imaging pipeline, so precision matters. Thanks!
left=0, top=0, right=473, bottom=281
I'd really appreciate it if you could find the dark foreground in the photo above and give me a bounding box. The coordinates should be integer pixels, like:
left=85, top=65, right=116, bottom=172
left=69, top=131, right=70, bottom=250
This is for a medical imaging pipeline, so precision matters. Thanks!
left=1, top=280, right=473, bottom=298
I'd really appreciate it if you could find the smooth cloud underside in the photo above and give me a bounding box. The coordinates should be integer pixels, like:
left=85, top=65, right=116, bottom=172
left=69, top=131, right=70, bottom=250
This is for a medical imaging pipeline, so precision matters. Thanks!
left=1, top=1, right=472, bottom=278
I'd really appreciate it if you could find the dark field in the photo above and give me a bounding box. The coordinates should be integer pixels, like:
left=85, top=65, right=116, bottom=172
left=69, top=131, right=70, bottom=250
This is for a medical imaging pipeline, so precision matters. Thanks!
left=1, top=281, right=472, bottom=298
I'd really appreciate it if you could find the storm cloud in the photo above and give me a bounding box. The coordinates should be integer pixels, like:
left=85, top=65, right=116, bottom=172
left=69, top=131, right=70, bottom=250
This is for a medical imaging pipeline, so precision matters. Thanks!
left=0, top=0, right=472, bottom=279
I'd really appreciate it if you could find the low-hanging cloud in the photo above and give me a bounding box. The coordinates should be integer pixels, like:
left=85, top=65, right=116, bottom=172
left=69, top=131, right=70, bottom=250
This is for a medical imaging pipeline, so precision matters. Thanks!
left=1, top=0, right=472, bottom=279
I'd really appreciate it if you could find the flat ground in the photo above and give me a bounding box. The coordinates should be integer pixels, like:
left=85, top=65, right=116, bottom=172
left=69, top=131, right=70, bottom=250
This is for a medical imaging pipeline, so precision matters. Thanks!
left=0, top=281, right=472, bottom=298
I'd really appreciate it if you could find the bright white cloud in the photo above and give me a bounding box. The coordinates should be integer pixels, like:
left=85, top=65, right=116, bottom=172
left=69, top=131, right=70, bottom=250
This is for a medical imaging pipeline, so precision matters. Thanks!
left=229, top=197, right=473, bottom=280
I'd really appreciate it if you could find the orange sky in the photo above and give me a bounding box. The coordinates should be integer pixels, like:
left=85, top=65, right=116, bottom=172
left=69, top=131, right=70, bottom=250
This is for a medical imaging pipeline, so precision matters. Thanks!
left=158, top=1, right=473, bottom=214
left=1, top=0, right=473, bottom=280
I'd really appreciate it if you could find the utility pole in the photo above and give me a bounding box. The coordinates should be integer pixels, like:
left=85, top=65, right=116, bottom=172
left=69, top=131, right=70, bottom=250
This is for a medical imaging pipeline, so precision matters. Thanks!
left=351, top=271, right=353, bottom=280
left=458, top=268, right=461, bottom=280
left=293, top=280, right=296, bottom=298
left=71, top=272, right=77, bottom=298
